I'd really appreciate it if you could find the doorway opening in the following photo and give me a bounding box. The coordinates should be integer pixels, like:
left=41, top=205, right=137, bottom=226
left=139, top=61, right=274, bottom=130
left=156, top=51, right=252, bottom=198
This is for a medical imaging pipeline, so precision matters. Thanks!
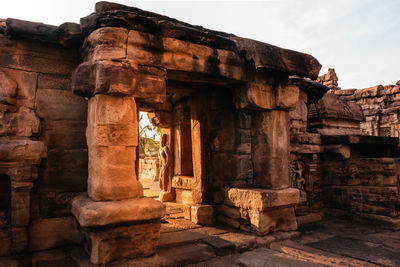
left=138, top=111, right=161, bottom=199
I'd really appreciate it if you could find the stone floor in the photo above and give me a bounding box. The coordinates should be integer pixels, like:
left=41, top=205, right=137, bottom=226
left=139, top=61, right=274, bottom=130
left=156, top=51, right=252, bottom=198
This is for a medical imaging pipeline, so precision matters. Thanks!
left=5, top=184, right=400, bottom=267
left=108, top=216, right=400, bottom=267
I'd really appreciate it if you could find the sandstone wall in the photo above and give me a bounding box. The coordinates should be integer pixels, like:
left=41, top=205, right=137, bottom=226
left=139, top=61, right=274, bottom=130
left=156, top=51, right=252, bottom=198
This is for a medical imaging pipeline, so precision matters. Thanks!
left=0, top=33, right=86, bottom=254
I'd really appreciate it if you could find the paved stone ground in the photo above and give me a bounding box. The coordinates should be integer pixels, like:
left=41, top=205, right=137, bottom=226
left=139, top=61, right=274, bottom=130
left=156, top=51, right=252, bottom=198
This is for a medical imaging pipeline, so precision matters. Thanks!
left=111, top=217, right=400, bottom=267
left=4, top=213, right=400, bottom=266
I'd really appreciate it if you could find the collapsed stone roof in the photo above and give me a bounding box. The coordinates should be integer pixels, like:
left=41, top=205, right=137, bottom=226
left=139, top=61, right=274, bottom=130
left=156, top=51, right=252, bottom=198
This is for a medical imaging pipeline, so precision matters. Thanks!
left=1, top=1, right=322, bottom=79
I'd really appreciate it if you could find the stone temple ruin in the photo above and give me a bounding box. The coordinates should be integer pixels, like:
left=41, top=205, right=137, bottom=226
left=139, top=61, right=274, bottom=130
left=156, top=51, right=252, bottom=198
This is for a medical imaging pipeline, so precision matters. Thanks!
left=0, top=1, right=400, bottom=266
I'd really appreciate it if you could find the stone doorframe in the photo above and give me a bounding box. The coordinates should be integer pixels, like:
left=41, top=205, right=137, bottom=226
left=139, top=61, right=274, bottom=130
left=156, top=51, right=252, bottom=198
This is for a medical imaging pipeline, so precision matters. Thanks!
left=69, top=14, right=319, bottom=263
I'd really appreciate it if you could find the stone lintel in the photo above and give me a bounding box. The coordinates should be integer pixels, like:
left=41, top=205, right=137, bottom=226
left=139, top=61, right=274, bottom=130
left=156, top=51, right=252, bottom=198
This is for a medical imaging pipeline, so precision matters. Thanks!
left=72, top=60, right=167, bottom=104
left=71, top=194, right=165, bottom=227
left=226, top=188, right=300, bottom=211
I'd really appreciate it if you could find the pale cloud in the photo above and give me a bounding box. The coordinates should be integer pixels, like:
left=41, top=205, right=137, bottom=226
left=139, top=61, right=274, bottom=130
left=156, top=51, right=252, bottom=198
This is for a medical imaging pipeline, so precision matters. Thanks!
left=1, top=0, right=399, bottom=88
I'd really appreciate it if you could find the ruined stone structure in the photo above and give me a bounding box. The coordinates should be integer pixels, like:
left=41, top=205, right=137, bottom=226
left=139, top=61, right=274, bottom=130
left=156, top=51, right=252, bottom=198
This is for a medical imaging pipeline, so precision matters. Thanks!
left=1, top=1, right=400, bottom=266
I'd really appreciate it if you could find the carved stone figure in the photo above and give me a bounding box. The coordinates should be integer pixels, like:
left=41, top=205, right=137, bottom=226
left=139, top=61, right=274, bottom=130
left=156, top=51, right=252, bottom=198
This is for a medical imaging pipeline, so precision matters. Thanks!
left=159, top=133, right=175, bottom=202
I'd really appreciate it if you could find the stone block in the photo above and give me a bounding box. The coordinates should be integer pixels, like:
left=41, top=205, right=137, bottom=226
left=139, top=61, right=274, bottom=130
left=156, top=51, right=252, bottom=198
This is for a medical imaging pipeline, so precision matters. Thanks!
left=37, top=73, right=71, bottom=91
left=225, top=188, right=300, bottom=211
left=276, top=83, right=299, bottom=110
left=36, top=89, right=87, bottom=121
left=42, top=121, right=87, bottom=149
left=11, top=226, right=28, bottom=254
left=236, top=111, right=252, bottom=129
left=0, top=35, right=79, bottom=75
left=88, top=146, right=143, bottom=201
left=0, top=137, right=46, bottom=164
left=217, top=214, right=240, bottom=229
left=32, top=248, right=75, bottom=267
left=11, top=190, right=30, bottom=226
left=0, top=69, right=17, bottom=105
left=29, top=217, right=82, bottom=252
left=72, top=194, right=165, bottom=227
left=0, top=67, right=37, bottom=108
left=84, top=221, right=161, bottom=265
left=175, top=189, right=194, bottom=204
left=248, top=207, right=298, bottom=235
left=127, top=29, right=243, bottom=81
left=86, top=27, right=128, bottom=61
left=0, top=105, right=40, bottom=137
left=213, top=153, right=252, bottom=181
left=218, top=232, right=257, bottom=252
left=236, top=129, right=251, bottom=154
left=191, top=205, right=214, bottom=225
left=184, top=204, right=191, bottom=220
left=0, top=228, right=11, bottom=256
left=87, top=94, right=136, bottom=125
left=39, top=148, right=87, bottom=192
left=252, top=110, right=290, bottom=189
left=217, top=204, right=241, bottom=219
left=234, top=82, right=275, bottom=110
left=38, top=191, right=81, bottom=218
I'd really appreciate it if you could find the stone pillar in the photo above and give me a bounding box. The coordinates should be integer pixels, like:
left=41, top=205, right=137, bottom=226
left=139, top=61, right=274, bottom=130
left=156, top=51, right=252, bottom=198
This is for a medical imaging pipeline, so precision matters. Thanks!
left=232, top=78, right=300, bottom=234
left=86, top=94, right=143, bottom=201
left=71, top=26, right=166, bottom=265
left=72, top=95, right=165, bottom=265
left=252, top=110, right=290, bottom=189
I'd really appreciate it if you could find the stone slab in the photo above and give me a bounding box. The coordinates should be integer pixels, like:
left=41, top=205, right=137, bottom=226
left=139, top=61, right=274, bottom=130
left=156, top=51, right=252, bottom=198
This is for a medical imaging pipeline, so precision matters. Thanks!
left=109, top=243, right=216, bottom=267
left=203, top=235, right=235, bottom=256
left=217, top=232, right=257, bottom=252
left=84, top=221, right=161, bottom=265
left=158, top=228, right=208, bottom=248
left=29, top=217, right=82, bottom=252
left=236, top=248, right=323, bottom=267
left=72, top=194, right=165, bottom=227
left=225, top=188, right=300, bottom=211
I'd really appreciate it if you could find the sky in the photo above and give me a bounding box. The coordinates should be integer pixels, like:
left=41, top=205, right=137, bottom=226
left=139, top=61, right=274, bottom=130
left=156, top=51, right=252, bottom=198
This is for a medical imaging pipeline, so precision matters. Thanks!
left=1, top=0, right=399, bottom=89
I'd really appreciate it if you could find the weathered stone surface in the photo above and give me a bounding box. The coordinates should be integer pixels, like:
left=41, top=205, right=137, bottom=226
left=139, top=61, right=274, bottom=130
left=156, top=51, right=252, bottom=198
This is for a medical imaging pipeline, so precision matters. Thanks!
left=42, top=121, right=87, bottom=149
left=29, top=217, right=82, bottom=252
left=5, top=18, right=82, bottom=46
left=38, top=191, right=81, bottom=218
left=234, top=82, right=275, bottom=110
left=85, top=27, right=128, bottom=61
left=203, top=235, right=235, bottom=256
left=37, top=73, right=71, bottom=91
left=109, top=243, right=216, bottom=267
left=0, top=137, right=46, bottom=163
left=252, top=110, right=290, bottom=189
left=84, top=221, right=161, bottom=265
left=72, top=194, right=165, bottom=227
left=248, top=207, right=298, bottom=235
left=276, top=83, right=299, bottom=110
left=36, top=89, right=87, bottom=121
left=225, top=188, right=300, bottom=211
left=0, top=67, right=37, bottom=108
left=87, top=94, right=143, bottom=200
left=0, top=105, right=40, bottom=137
left=190, top=204, right=214, bottom=225
left=39, top=148, right=87, bottom=192
left=236, top=248, right=323, bottom=267
left=32, top=248, right=75, bottom=267
left=0, top=70, right=17, bottom=104
left=0, top=34, right=80, bottom=74
left=218, top=232, right=257, bottom=252
left=72, top=60, right=167, bottom=102
left=308, top=93, right=364, bottom=122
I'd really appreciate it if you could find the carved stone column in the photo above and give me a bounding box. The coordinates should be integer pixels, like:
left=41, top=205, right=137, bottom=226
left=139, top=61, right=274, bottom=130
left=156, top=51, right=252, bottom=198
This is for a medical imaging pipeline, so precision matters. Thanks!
left=232, top=75, right=301, bottom=234
left=71, top=27, right=165, bottom=265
